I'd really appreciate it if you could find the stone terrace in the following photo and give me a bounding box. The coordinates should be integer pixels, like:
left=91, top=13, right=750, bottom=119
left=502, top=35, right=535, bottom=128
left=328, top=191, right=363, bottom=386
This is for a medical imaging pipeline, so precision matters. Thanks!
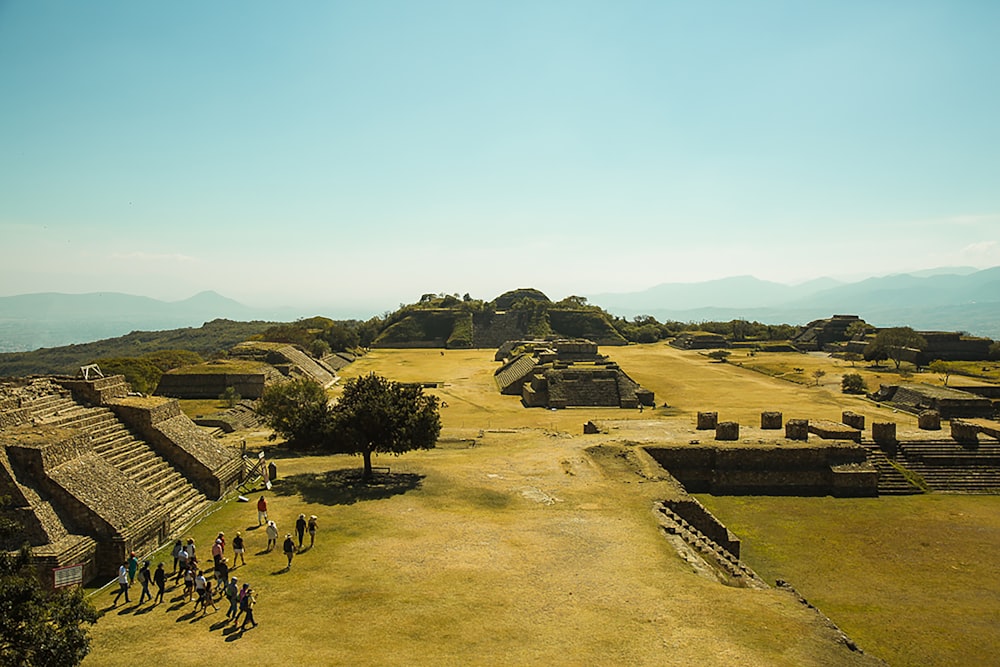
left=0, top=376, right=241, bottom=582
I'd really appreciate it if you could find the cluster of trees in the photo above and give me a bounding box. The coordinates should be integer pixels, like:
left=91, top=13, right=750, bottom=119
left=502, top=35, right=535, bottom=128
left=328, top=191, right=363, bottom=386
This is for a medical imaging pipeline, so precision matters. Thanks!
left=256, top=373, right=441, bottom=481
left=862, top=327, right=928, bottom=369
left=254, top=316, right=382, bottom=356
left=94, top=349, right=203, bottom=394
left=611, top=316, right=802, bottom=345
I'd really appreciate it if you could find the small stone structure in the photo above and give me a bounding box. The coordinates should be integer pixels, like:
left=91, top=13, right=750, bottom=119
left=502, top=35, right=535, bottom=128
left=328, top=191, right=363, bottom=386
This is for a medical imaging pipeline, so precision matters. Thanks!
left=869, top=383, right=992, bottom=419
left=494, top=339, right=654, bottom=409
left=918, top=410, right=941, bottom=430
left=583, top=421, right=599, bottom=434
left=809, top=419, right=862, bottom=443
left=791, top=315, right=863, bottom=351
left=951, top=420, right=980, bottom=447
left=841, top=411, right=865, bottom=430
left=760, top=411, right=783, bottom=429
left=785, top=419, right=809, bottom=441
left=668, top=332, right=730, bottom=350
left=715, top=422, right=740, bottom=441
left=872, top=422, right=898, bottom=455
left=697, top=412, right=718, bottom=430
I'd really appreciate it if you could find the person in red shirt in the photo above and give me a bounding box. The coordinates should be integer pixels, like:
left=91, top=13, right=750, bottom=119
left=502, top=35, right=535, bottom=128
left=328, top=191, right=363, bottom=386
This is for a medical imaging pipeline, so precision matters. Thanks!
left=257, top=496, right=268, bottom=526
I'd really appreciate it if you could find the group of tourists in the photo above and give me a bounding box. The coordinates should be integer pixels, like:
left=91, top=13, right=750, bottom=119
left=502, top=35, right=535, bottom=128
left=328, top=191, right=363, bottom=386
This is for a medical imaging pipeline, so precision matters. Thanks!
left=109, top=493, right=321, bottom=633
left=111, top=532, right=259, bottom=632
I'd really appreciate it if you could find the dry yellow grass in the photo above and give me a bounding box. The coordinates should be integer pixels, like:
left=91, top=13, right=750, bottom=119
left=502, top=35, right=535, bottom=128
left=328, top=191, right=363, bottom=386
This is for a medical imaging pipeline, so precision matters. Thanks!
left=82, top=345, right=999, bottom=666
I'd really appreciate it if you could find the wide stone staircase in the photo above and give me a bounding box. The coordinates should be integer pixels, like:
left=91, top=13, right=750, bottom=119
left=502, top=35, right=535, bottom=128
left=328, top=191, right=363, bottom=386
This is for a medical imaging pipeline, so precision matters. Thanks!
left=24, top=391, right=212, bottom=529
left=896, top=440, right=1000, bottom=493
left=860, top=443, right=924, bottom=495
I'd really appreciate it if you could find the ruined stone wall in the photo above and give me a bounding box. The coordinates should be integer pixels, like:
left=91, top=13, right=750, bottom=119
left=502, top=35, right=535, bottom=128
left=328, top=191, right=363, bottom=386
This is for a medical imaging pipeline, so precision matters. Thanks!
left=663, top=498, right=741, bottom=558
left=59, top=375, right=129, bottom=404
left=645, top=444, right=875, bottom=496
left=155, top=373, right=266, bottom=399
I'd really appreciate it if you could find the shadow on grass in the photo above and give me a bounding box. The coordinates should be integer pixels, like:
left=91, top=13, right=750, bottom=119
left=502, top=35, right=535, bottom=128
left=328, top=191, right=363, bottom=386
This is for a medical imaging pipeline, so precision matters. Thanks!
left=271, top=468, right=424, bottom=506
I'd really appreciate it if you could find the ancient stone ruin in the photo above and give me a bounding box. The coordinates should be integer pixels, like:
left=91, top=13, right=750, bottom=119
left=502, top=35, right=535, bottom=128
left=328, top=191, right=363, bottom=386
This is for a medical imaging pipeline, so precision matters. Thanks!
left=155, top=341, right=342, bottom=399
left=494, top=339, right=654, bottom=409
left=0, top=375, right=242, bottom=585
left=870, top=383, right=994, bottom=419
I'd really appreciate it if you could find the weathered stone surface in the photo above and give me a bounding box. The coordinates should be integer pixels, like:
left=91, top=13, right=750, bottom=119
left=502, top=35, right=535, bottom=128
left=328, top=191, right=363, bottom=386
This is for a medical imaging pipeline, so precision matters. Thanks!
left=583, top=421, right=599, bottom=434
left=842, top=411, right=865, bottom=430
left=760, top=411, right=783, bottom=429
left=872, top=422, right=898, bottom=455
left=715, top=421, right=739, bottom=441
left=951, top=420, right=980, bottom=448
left=697, top=412, right=718, bottom=430
left=785, top=419, right=809, bottom=441
left=918, top=410, right=941, bottom=430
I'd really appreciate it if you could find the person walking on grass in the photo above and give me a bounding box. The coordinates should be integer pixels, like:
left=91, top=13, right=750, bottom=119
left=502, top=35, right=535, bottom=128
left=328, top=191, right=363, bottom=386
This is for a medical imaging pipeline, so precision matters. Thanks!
left=240, top=586, right=258, bottom=630
left=296, top=513, right=307, bottom=549
left=137, top=560, right=152, bottom=604
left=232, top=531, right=246, bottom=566
left=202, top=576, right=219, bottom=615
left=174, top=545, right=188, bottom=583
left=266, top=520, right=278, bottom=552
left=153, top=562, right=166, bottom=604
left=171, top=539, right=183, bottom=573
left=225, top=577, right=240, bottom=619
left=112, top=561, right=130, bottom=606
left=307, top=515, right=317, bottom=548
left=283, top=534, right=296, bottom=569
left=233, top=583, right=250, bottom=626
left=127, top=552, right=139, bottom=584
left=257, top=496, right=268, bottom=525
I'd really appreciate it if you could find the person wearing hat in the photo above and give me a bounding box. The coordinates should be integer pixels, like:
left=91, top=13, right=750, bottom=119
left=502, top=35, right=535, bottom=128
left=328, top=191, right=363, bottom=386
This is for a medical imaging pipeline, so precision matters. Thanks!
left=295, top=513, right=307, bottom=549
left=307, top=515, right=318, bottom=548
left=232, top=531, right=246, bottom=566
left=224, top=576, right=240, bottom=619
left=239, top=585, right=258, bottom=630
left=282, top=533, right=296, bottom=569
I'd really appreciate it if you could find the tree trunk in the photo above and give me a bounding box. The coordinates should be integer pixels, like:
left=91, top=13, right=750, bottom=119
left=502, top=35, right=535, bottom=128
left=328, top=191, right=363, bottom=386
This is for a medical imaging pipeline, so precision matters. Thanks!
left=362, top=448, right=373, bottom=483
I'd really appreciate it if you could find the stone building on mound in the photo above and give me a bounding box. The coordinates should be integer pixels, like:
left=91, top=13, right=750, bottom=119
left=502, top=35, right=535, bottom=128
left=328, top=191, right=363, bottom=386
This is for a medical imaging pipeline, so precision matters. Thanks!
left=494, top=339, right=654, bottom=409
left=791, top=315, right=862, bottom=351
left=0, top=373, right=242, bottom=586
left=154, top=341, right=340, bottom=399
left=869, top=383, right=994, bottom=419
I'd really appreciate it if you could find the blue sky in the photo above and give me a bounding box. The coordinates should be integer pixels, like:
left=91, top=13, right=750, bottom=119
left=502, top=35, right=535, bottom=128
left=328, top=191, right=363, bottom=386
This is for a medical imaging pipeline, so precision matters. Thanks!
left=2, top=1, right=998, bottom=313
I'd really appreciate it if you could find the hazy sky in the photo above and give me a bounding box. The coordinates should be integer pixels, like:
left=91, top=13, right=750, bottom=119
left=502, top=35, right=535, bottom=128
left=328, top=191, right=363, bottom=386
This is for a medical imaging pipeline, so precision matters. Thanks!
left=2, top=1, right=998, bottom=312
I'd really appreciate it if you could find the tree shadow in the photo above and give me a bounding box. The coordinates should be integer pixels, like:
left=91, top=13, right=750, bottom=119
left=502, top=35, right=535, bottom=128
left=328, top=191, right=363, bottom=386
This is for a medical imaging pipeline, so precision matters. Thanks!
left=270, top=468, right=424, bottom=506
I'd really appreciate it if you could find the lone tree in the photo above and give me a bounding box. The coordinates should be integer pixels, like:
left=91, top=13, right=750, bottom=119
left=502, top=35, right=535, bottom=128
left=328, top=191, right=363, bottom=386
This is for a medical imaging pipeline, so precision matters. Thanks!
left=0, top=503, right=98, bottom=666
left=928, top=360, right=953, bottom=386
left=841, top=373, right=867, bottom=394
left=330, top=373, right=441, bottom=482
left=257, top=377, right=331, bottom=450
left=867, top=327, right=927, bottom=370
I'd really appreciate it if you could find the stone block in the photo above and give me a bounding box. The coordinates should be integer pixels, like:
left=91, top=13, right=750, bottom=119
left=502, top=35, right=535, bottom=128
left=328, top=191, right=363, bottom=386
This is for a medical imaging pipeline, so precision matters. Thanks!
left=872, top=422, right=897, bottom=455
left=715, top=421, right=739, bottom=441
left=785, top=419, right=809, bottom=441
left=918, top=410, right=941, bottom=430
left=760, top=411, right=783, bottom=429
left=842, top=411, right=865, bottom=430
left=583, top=421, right=599, bottom=434
left=951, top=420, right=979, bottom=448
left=697, top=411, right=718, bottom=430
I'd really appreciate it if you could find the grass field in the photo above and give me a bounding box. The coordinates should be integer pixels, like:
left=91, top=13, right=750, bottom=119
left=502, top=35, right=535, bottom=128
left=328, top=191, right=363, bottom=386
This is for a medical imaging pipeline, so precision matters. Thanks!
left=82, top=345, right=999, bottom=666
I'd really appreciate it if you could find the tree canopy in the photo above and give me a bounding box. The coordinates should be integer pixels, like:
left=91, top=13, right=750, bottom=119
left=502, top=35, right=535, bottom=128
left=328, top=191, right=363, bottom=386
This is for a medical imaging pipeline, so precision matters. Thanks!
left=867, top=327, right=927, bottom=370
left=256, top=377, right=331, bottom=449
left=330, top=373, right=440, bottom=481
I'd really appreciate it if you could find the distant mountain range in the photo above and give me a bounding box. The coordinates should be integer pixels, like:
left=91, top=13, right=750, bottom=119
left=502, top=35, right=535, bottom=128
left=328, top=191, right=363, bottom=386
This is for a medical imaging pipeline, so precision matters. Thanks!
left=2, top=266, right=998, bottom=353
left=0, top=291, right=309, bottom=353
left=587, top=266, right=1000, bottom=339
